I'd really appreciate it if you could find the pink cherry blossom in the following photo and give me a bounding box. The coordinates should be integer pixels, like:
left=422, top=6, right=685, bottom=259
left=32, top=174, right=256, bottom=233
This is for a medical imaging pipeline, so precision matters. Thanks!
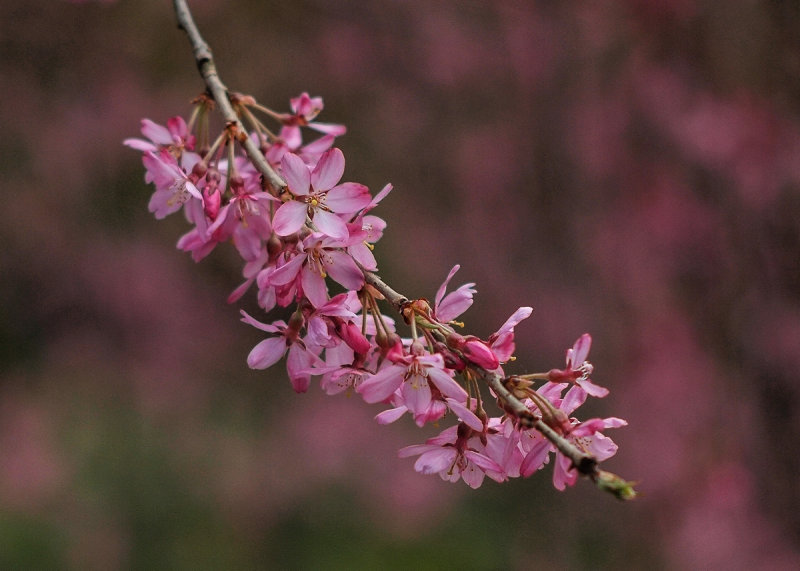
left=140, top=151, right=202, bottom=220
left=268, top=233, right=364, bottom=308
left=547, top=334, right=609, bottom=398
left=272, top=148, right=371, bottom=240
left=356, top=344, right=467, bottom=417
left=124, top=117, right=196, bottom=169
left=519, top=384, right=626, bottom=489
left=240, top=310, right=322, bottom=393
left=398, top=424, right=506, bottom=489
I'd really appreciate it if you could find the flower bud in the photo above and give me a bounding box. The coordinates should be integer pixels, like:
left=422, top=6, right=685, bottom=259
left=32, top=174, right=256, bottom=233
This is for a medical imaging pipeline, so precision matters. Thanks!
left=462, top=337, right=500, bottom=370
left=336, top=321, right=371, bottom=355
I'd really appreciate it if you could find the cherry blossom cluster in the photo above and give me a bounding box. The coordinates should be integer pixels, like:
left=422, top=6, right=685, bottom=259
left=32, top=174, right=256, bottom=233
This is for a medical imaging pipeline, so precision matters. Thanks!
left=124, top=91, right=635, bottom=499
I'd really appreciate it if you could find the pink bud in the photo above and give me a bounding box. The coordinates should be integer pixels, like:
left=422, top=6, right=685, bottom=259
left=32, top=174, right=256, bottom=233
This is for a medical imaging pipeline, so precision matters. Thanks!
left=203, top=187, right=221, bottom=220
left=337, top=321, right=371, bottom=355
left=462, top=338, right=500, bottom=370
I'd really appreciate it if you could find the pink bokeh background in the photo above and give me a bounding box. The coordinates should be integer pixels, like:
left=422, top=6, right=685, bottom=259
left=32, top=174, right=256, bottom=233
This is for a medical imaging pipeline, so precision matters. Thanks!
left=2, top=0, right=799, bottom=568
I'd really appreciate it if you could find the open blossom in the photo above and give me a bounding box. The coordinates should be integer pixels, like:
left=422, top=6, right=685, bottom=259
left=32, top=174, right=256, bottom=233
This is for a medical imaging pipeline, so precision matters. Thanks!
left=124, top=116, right=196, bottom=168
left=520, top=384, right=626, bottom=489
left=547, top=334, right=609, bottom=398
left=240, top=310, right=322, bottom=393
left=357, top=341, right=468, bottom=416
left=140, top=151, right=202, bottom=219
left=398, top=423, right=506, bottom=489
left=268, top=233, right=364, bottom=308
left=272, top=148, right=371, bottom=240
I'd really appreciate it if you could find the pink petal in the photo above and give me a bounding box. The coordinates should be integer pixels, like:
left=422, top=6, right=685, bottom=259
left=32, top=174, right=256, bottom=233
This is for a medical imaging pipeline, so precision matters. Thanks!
left=309, top=122, right=347, bottom=136
left=247, top=337, right=287, bottom=369
left=553, top=452, right=578, bottom=491
left=428, top=368, right=468, bottom=401
left=520, top=441, right=552, bottom=477
left=140, top=119, right=174, bottom=145
left=460, top=464, right=487, bottom=488
left=311, top=148, right=345, bottom=191
left=348, top=243, right=377, bottom=271
left=239, top=310, right=283, bottom=333
left=287, top=344, right=315, bottom=393
left=401, top=374, right=432, bottom=415
left=570, top=418, right=606, bottom=437
left=281, top=152, right=311, bottom=195
left=324, top=183, right=372, bottom=213
left=301, top=265, right=329, bottom=308
left=312, top=209, right=349, bottom=241
left=603, top=417, right=628, bottom=429
left=577, top=378, right=609, bottom=398
left=325, top=250, right=365, bottom=291
left=375, top=406, right=408, bottom=425
left=568, top=334, right=592, bottom=366
left=437, top=283, right=476, bottom=323
left=272, top=200, right=309, bottom=236
left=561, top=385, right=588, bottom=416
left=587, top=433, right=619, bottom=461
left=495, top=307, right=533, bottom=337
left=397, top=444, right=437, bottom=458
left=445, top=398, right=483, bottom=431
left=435, top=265, right=460, bottom=309
left=268, top=254, right=306, bottom=286
left=357, top=364, right=405, bottom=403
left=414, top=448, right=457, bottom=475
left=123, top=138, right=156, bottom=152
left=464, top=450, right=505, bottom=478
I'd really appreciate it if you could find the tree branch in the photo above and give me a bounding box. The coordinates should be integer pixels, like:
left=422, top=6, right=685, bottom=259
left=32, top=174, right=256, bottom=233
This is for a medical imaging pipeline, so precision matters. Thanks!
left=170, top=0, right=633, bottom=499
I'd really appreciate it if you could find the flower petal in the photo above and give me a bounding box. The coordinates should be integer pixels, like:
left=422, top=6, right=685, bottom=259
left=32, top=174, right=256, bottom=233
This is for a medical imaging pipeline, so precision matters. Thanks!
left=247, top=337, right=287, bottom=369
left=312, top=209, right=349, bottom=241
left=324, top=183, right=371, bottom=213
left=357, top=364, right=405, bottom=403
left=268, top=253, right=306, bottom=286
left=445, top=398, right=483, bottom=431
left=427, top=367, right=468, bottom=401
left=272, top=200, right=309, bottom=236
left=301, top=265, right=329, bottom=308
left=568, top=334, right=592, bottom=366
left=281, top=152, right=311, bottom=195
left=325, top=250, right=365, bottom=291
left=311, top=147, right=345, bottom=191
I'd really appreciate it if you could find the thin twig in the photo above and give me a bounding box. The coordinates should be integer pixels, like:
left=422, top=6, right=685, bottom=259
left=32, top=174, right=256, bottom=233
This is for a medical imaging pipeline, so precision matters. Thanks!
left=172, top=0, right=285, bottom=191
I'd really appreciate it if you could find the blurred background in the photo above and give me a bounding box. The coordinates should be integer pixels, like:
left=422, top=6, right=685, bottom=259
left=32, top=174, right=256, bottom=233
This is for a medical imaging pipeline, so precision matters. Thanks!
left=2, top=0, right=800, bottom=568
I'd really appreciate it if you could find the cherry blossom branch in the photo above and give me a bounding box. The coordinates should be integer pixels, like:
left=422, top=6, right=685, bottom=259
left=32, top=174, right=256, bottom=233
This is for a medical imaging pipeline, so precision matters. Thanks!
left=162, top=0, right=636, bottom=500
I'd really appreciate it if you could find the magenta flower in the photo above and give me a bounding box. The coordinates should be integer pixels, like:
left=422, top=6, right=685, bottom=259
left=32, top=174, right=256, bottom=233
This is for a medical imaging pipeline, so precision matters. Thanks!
left=357, top=345, right=467, bottom=416
left=272, top=149, right=371, bottom=240
left=268, top=233, right=365, bottom=308
left=124, top=116, right=196, bottom=168
left=547, top=334, right=609, bottom=398
left=398, top=424, right=506, bottom=489
left=140, top=151, right=202, bottom=220
left=240, top=310, right=322, bottom=393
left=519, top=384, right=626, bottom=489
